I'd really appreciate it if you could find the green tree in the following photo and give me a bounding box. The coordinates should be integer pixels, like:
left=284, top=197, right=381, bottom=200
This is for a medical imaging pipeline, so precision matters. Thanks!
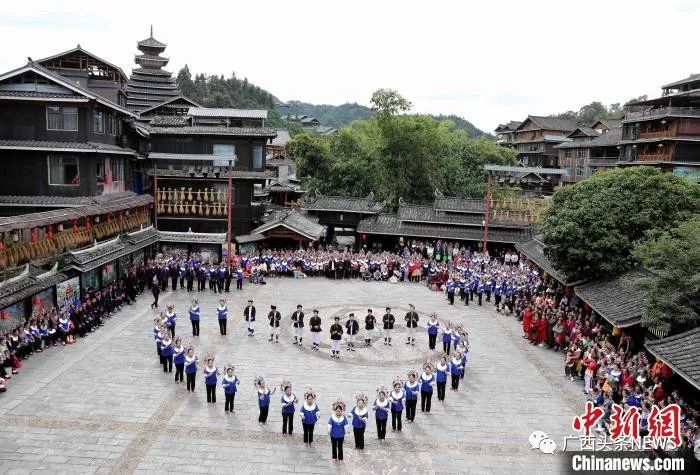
left=290, top=90, right=517, bottom=207
left=633, top=216, right=700, bottom=334
left=578, top=102, right=609, bottom=125
left=176, top=65, right=196, bottom=98
left=370, top=89, right=413, bottom=118
left=542, top=167, right=700, bottom=281
left=285, top=133, right=333, bottom=183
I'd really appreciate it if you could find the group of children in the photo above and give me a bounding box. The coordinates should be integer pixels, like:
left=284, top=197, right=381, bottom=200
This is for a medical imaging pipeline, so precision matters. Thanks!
left=150, top=297, right=470, bottom=461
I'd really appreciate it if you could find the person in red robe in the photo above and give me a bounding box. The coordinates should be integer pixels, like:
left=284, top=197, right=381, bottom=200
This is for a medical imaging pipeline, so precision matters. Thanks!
left=529, top=314, right=540, bottom=343
left=537, top=315, right=549, bottom=345
left=522, top=306, right=533, bottom=339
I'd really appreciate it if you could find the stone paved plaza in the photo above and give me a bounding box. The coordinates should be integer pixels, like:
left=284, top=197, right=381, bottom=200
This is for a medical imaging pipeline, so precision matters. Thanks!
left=0, top=278, right=583, bottom=474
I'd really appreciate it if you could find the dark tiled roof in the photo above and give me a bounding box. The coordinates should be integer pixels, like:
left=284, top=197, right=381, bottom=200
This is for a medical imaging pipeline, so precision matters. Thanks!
left=398, top=203, right=529, bottom=229
left=517, top=116, right=577, bottom=132
left=67, top=238, right=125, bottom=265
left=137, top=36, right=167, bottom=49
left=555, top=127, right=622, bottom=149
left=645, top=328, right=700, bottom=390
left=0, top=272, right=68, bottom=310
left=147, top=126, right=277, bottom=138
left=0, top=192, right=142, bottom=208
left=124, top=226, right=159, bottom=245
left=568, top=126, right=599, bottom=138
left=188, top=107, right=267, bottom=119
left=0, top=194, right=153, bottom=233
left=235, top=233, right=265, bottom=244
left=302, top=194, right=385, bottom=213
left=0, top=139, right=137, bottom=155
left=137, top=95, right=201, bottom=116
left=150, top=115, right=190, bottom=127
left=433, top=196, right=485, bottom=213
left=135, top=54, right=169, bottom=63
left=515, top=238, right=584, bottom=286
left=131, top=68, right=172, bottom=77
left=158, top=231, right=227, bottom=244
left=662, top=73, right=700, bottom=89
left=357, top=214, right=529, bottom=243
left=0, top=90, right=84, bottom=100
left=65, top=231, right=158, bottom=271
left=593, top=119, right=622, bottom=130
left=251, top=210, right=325, bottom=240
left=574, top=269, right=649, bottom=328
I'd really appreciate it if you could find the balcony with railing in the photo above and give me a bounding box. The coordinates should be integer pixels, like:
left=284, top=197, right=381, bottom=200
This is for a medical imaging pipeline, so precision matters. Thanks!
left=635, top=152, right=672, bottom=162
left=639, top=130, right=673, bottom=139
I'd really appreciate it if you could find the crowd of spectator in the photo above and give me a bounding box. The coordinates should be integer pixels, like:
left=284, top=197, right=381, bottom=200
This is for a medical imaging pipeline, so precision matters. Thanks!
left=0, top=267, right=139, bottom=392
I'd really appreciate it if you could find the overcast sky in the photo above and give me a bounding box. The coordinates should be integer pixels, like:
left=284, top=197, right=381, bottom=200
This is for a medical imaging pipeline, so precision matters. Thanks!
left=1, top=0, right=698, bottom=131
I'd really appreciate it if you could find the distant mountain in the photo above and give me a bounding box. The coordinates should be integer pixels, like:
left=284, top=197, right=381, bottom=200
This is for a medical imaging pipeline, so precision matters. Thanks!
left=176, top=65, right=279, bottom=110
left=279, top=101, right=373, bottom=129
left=175, top=68, right=490, bottom=138
left=432, top=114, right=493, bottom=139
left=279, top=101, right=489, bottom=138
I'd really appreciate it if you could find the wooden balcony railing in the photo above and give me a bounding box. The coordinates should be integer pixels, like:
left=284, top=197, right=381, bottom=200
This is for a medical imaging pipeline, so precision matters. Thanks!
left=639, top=130, right=672, bottom=139
left=636, top=153, right=672, bottom=162
left=626, top=107, right=700, bottom=120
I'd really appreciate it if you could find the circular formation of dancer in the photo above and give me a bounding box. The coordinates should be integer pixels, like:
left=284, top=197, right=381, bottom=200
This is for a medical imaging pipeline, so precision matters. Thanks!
left=151, top=299, right=470, bottom=461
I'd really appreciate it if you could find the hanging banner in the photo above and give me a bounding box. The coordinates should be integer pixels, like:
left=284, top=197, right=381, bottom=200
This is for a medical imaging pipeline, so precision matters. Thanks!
left=57, top=277, right=80, bottom=310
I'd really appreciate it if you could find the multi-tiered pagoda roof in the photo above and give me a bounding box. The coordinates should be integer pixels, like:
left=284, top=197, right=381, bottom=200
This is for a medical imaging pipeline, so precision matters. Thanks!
left=125, top=27, right=181, bottom=113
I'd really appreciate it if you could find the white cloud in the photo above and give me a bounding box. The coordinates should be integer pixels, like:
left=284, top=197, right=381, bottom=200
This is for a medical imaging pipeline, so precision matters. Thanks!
left=1, top=0, right=697, bottom=132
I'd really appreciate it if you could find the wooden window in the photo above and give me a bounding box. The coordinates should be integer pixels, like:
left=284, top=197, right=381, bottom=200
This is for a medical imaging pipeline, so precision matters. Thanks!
left=46, top=106, right=78, bottom=131
left=48, top=155, right=79, bottom=185
left=111, top=157, right=125, bottom=181
left=93, top=111, right=105, bottom=134
left=252, top=145, right=263, bottom=169
left=213, top=144, right=236, bottom=167
left=106, top=113, right=116, bottom=135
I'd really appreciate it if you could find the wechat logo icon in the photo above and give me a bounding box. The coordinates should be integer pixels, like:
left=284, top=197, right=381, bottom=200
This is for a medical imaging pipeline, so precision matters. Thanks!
left=528, top=431, right=556, bottom=454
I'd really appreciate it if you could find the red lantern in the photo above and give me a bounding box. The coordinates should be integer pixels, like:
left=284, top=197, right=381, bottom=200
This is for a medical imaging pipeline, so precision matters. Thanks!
left=0, top=240, right=4, bottom=252
left=118, top=211, right=123, bottom=222
left=47, top=224, right=53, bottom=239
left=361, top=234, right=367, bottom=241
left=1, top=310, right=9, bottom=321
left=31, top=228, right=38, bottom=243
left=86, top=217, right=91, bottom=231
left=72, top=219, right=78, bottom=232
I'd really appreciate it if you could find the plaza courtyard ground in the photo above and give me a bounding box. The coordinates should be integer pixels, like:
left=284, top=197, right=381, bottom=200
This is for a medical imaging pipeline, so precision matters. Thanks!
left=0, top=278, right=583, bottom=474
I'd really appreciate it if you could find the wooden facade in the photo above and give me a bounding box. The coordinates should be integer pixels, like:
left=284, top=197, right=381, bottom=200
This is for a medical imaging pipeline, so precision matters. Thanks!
left=147, top=119, right=276, bottom=236
left=0, top=62, right=140, bottom=198
left=512, top=116, right=576, bottom=168
left=619, top=75, right=700, bottom=179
